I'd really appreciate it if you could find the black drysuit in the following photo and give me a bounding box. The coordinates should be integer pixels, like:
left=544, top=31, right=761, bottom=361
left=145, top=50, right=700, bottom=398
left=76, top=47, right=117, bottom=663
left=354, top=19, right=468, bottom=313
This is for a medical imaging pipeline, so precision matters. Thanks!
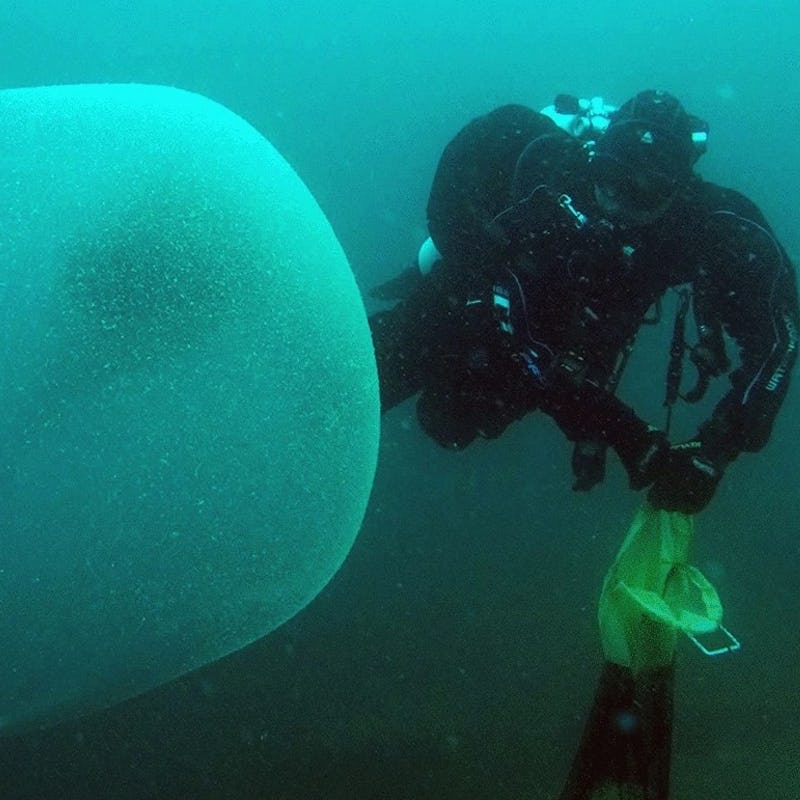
left=370, top=105, right=798, bottom=472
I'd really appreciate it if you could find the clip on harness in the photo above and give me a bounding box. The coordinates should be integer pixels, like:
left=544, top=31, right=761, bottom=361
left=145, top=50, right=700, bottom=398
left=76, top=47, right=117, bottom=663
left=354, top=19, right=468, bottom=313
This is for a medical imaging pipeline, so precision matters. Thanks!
left=663, top=287, right=724, bottom=435
left=664, top=289, right=691, bottom=435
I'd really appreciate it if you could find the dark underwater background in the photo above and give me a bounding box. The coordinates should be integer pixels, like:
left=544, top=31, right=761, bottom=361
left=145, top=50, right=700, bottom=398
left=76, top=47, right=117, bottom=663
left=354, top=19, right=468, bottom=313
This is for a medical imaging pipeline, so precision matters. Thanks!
left=2, top=2, right=798, bottom=798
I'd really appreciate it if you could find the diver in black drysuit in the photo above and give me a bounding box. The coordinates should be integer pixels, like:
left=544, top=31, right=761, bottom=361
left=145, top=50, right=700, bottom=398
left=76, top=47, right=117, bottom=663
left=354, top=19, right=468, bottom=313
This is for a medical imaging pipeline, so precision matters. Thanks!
left=369, top=90, right=798, bottom=514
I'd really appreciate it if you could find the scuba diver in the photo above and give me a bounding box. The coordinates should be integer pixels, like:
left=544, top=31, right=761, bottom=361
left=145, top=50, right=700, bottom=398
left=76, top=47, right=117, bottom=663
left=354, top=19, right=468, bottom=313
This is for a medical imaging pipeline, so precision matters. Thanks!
left=373, top=93, right=620, bottom=301
left=369, top=89, right=799, bottom=515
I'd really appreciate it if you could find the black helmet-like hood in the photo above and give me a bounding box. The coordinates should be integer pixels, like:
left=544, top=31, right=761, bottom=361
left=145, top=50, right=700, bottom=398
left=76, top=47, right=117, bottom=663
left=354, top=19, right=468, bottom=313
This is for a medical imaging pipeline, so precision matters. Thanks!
left=594, top=89, right=707, bottom=184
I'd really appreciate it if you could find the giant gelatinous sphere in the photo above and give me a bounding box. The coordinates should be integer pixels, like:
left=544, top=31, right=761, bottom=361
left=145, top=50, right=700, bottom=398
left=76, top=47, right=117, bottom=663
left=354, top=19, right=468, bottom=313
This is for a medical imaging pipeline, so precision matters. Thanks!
left=0, top=84, right=379, bottom=733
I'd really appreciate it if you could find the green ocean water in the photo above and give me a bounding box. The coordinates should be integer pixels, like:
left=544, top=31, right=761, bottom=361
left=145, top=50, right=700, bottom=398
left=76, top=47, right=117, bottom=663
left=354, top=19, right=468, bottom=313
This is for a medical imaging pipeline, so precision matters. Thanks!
left=1, top=2, right=798, bottom=798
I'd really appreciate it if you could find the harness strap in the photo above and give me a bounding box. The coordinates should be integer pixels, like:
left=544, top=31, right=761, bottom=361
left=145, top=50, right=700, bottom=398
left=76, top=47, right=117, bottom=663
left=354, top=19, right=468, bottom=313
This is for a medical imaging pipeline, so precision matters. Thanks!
left=664, top=288, right=691, bottom=435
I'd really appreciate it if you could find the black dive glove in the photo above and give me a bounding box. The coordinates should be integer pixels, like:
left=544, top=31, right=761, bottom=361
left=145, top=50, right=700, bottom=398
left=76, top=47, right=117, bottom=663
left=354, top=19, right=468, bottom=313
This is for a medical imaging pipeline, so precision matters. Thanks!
left=648, top=440, right=725, bottom=514
left=616, top=425, right=670, bottom=491
left=571, top=439, right=607, bottom=492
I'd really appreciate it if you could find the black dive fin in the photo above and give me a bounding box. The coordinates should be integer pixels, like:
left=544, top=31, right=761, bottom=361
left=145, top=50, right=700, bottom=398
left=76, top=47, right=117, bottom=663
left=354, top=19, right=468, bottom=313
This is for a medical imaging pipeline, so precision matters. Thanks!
left=369, top=265, right=424, bottom=301
left=559, top=662, right=674, bottom=800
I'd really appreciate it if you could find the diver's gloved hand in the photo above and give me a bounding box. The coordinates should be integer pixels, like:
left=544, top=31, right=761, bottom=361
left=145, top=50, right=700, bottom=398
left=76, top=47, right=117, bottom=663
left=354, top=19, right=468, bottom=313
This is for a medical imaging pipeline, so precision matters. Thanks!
left=571, top=438, right=607, bottom=491
left=616, top=425, right=670, bottom=491
left=648, top=440, right=724, bottom=514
